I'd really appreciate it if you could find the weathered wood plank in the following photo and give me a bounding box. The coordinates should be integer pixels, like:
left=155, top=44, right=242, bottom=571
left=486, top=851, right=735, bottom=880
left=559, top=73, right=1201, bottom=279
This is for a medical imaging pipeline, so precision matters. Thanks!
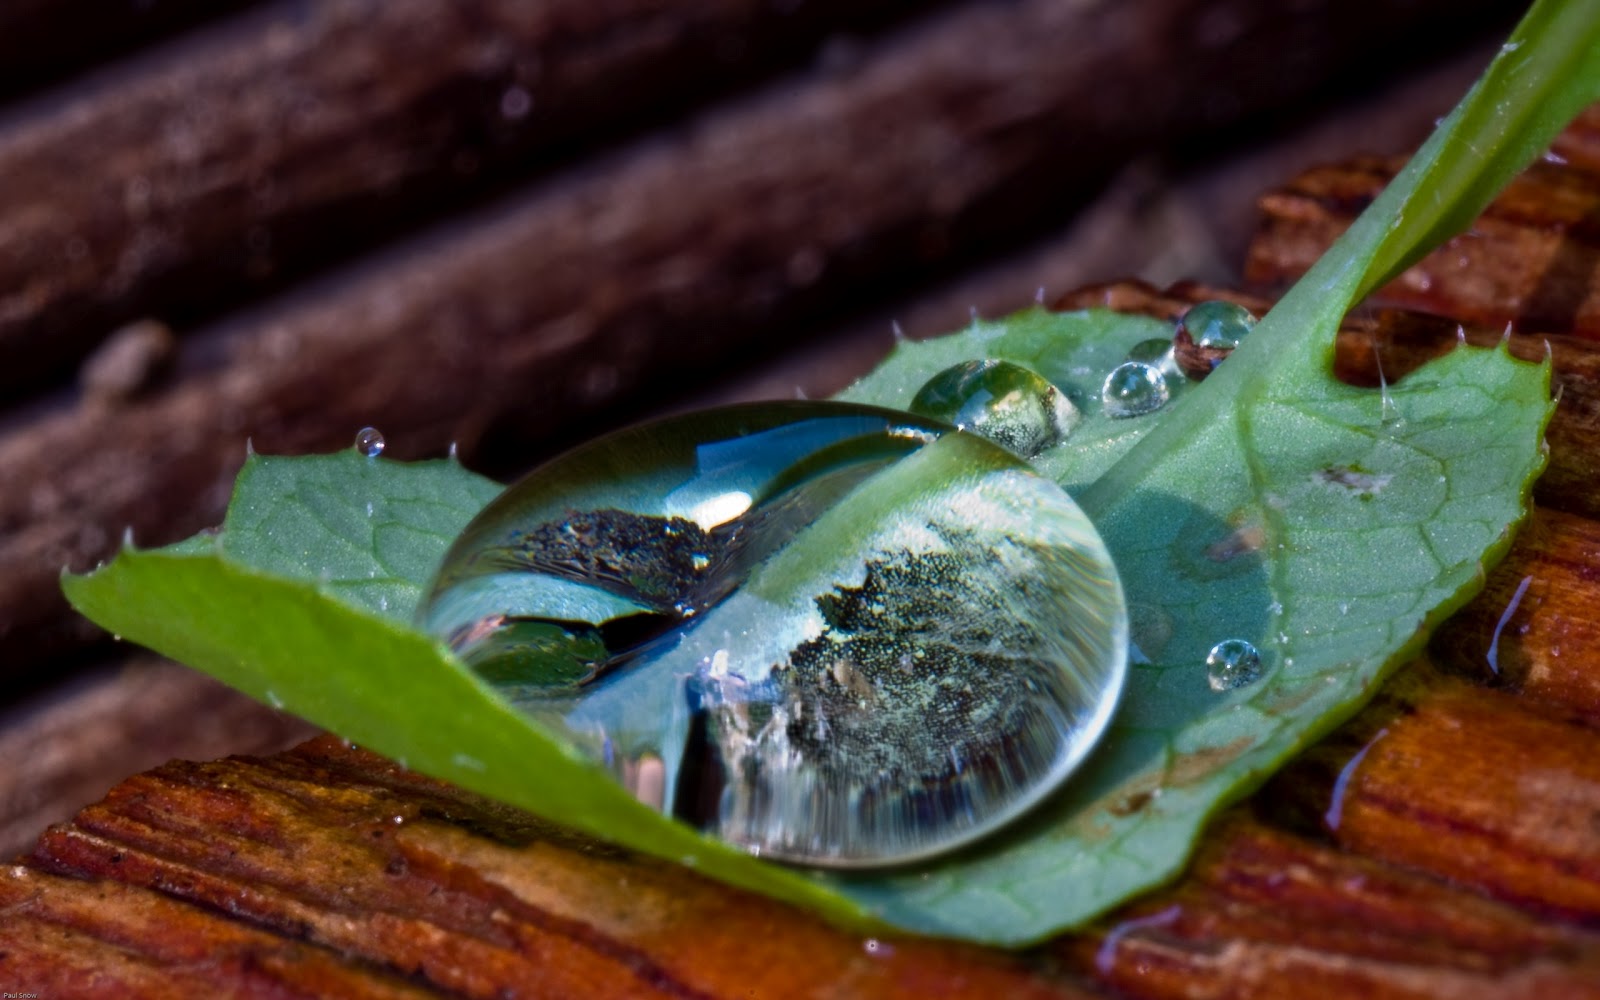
left=0, top=0, right=932, bottom=398
left=21, top=738, right=1090, bottom=999
left=1274, top=668, right=1600, bottom=925
left=1062, top=814, right=1600, bottom=999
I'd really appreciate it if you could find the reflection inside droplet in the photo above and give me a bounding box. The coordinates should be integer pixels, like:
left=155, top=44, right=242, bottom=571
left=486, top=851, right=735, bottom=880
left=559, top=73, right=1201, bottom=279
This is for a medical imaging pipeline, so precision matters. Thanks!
left=908, top=359, right=1079, bottom=458
left=419, top=401, right=1128, bottom=868
left=1101, top=362, right=1170, bottom=418
left=1174, top=300, right=1259, bottom=380
left=355, top=426, right=385, bottom=458
left=1181, top=300, right=1257, bottom=350
left=1205, top=638, right=1263, bottom=691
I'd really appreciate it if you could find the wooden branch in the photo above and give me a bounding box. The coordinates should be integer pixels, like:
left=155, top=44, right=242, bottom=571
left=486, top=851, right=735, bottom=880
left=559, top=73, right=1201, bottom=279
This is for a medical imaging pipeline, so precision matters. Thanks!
left=1060, top=813, right=1600, bottom=999
left=14, top=699, right=1600, bottom=997
left=0, top=0, right=1492, bottom=679
left=1244, top=136, right=1600, bottom=335
left=0, top=0, right=933, bottom=398
left=15, top=737, right=1086, bottom=999
left=1272, top=667, right=1600, bottom=927
left=1432, top=507, right=1600, bottom=721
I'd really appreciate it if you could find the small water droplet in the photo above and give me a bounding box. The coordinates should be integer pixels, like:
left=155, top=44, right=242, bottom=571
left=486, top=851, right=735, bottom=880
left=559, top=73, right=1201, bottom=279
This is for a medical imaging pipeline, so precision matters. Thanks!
left=452, top=752, right=486, bottom=772
left=1206, top=638, right=1263, bottom=692
left=909, top=359, right=1079, bottom=457
left=265, top=689, right=285, bottom=709
left=1126, top=338, right=1182, bottom=379
left=863, top=938, right=896, bottom=957
left=1101, top=361, right=1170, bottom=417
left=1174, top=300, right=1258, bottom=379
left=355, top=426, right=385, bottom=457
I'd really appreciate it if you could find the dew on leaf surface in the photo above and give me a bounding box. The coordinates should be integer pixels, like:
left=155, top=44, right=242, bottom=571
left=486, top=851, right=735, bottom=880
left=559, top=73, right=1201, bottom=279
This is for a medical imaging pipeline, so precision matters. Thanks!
left=419, top=401, right=1128, bottom=868
left=908, top=359, right=1079, bottom=458
left=1205, top=638, right=1264, bottom=692
left=1101, top=361, right=1171, bottom=418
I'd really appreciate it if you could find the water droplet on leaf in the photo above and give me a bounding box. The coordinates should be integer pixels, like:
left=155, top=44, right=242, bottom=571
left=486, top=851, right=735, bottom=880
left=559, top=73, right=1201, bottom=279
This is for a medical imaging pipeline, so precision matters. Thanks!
left=1174, top=300, right=1258, bottom=379
left=1101, top=362, right=1170, bottom=418
left=355, top=426, right=385, bottom=458
left=1206, top=638, right=1263, bottom=692
left=1126, top=338, right=1182, bottom=379
left=1182, top=300, right=1257, bottom=350
left=908, top=359, right=1079, bottom=457
left=419, top=401, right=1128, bottom=867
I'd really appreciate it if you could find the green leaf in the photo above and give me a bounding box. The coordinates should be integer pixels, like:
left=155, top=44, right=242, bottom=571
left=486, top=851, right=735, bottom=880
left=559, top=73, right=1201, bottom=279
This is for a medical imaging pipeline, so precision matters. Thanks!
left=217, top=453, right=503, bottom=621
left=63, top=458, right=876, bottom=931
left=835, top=314, right=1550, bottom=939
left=60, top=0, right=1596, bottom=947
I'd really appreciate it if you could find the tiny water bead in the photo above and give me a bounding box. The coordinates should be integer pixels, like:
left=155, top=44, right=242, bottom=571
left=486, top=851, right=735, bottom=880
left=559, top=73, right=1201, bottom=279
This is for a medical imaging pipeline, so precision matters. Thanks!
left=1173, top=300, right=1258, bottom=380
left=355, top=426, right=386, bottom=458
left=1101, top=362, right=1170, bottom=418
left=908, top=359, right=1079, bottom=458
left=419, top=401, right=1128, bottom=868
left=1126, top=338, right=1182, bottom=379
left=1205, top=638, right=1264, bottom=692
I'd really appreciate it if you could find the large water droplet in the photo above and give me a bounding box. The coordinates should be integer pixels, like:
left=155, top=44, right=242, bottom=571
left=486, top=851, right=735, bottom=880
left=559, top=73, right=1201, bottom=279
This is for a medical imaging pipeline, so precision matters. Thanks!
left=419, top=401, right=1128, bottom=867
left=355, top=426, right=385, bottom=458
left=908, top=359, right=1079, bottom=458
left=1101, top=362, right=1170, bottom=418
left=1205, top=638, right=1263, bottom=692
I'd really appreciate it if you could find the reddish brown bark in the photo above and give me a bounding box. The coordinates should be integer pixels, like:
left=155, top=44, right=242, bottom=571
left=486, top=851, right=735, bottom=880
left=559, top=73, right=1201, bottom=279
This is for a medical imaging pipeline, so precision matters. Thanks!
left=1062, top=814, right=1600, bottom=999
left=18, top=737, right=1088, bottom=999
left=1245, top=148, right=1600, bottom=336
left=1274, top=669, right=1600, bottom=927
